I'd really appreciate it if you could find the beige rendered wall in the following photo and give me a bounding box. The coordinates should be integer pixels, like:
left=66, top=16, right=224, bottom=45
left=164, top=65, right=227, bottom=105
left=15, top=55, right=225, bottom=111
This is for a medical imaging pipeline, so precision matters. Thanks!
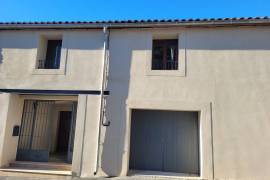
left=1, top=27, right=270, bottom=179
left=0, top=93, right=24, bottom=167
left=0, top=93, right=10, bottom=166
left=72, top=94, right=101, bottom=177
left=99, top=27, right=270, bottom=180
left=0, top=30, right=103, bottom=90
left=0, top=28, right=104, bottom=176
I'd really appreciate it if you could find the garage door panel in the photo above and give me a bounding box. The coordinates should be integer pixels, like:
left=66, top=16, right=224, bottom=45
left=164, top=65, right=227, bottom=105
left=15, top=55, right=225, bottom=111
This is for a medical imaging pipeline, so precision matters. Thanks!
left=130, top=110, right=164, bottom=171
left=174, top=112, right=199, bottom=174
left=163, top=117, right=178, bottom=172
left=143, top=114, right=163, bottom=171
left=130, top=110, right=199, bottom=175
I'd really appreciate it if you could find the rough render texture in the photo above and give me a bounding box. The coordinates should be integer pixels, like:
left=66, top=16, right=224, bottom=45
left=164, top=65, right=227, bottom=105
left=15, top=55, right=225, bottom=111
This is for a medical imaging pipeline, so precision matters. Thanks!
left=1, top=27, right=270, bottom=179
left=0, top=93, right=23, bottom=166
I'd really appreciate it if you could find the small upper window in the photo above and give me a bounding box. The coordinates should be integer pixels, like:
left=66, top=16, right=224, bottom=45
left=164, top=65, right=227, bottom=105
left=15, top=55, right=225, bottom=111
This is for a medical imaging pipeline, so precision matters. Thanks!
left=152, top=39, right=178, bottom=70
left=38, top=40, right=62, bottom=69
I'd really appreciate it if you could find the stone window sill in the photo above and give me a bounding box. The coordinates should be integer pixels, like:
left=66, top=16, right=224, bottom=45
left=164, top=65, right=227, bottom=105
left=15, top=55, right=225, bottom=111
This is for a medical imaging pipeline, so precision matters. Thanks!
left=32, top=68, right=65, bottom=75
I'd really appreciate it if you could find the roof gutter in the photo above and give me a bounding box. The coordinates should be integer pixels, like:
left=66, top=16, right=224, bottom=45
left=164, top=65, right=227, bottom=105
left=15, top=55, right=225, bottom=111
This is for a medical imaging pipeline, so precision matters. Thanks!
left=1, top=19, right=270, bottom=30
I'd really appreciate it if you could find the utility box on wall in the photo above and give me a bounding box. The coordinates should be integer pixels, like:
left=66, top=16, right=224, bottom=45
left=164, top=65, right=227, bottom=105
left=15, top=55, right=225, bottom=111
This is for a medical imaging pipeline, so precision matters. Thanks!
left=12, top=125, right=20, bottom=136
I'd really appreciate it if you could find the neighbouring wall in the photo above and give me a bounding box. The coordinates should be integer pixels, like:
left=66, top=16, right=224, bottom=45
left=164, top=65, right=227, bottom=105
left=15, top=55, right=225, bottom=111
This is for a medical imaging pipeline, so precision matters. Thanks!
left=0, top=93, right=23, bottom=166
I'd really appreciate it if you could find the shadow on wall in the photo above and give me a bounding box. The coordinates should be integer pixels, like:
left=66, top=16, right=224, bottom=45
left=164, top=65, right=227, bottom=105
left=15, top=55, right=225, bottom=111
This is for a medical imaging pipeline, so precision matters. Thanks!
left=100, top=34, right=132, bottom=176
left=2, top=28, right=270, bottom=50
left=100, top=31, right=151, bottom=176
left=186, top=28, right=270, bottom=50
left=0, top=31, right=103, bottom=50
left=0, top=32, right=37, bottom=49
left=0, top=48, right=2, bottom=64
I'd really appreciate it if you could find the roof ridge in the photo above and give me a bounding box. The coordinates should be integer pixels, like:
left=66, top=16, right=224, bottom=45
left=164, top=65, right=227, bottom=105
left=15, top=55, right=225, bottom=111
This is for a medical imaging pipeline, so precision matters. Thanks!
left=1, top=16, right=270, bottom=29
left=0, top=16, right=270, bottom=24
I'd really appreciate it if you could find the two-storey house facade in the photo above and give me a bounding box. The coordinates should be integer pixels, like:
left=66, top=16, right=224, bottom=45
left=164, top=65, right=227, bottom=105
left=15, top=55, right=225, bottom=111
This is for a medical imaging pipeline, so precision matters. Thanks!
left=1, top=17, right=270, bottom=179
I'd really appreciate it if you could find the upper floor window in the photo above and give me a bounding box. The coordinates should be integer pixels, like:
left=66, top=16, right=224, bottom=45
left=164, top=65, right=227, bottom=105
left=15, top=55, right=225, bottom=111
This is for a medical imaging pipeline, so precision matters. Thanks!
left=152, top=39, right=178, bottom=70
left=38, top=39, right=62, bottom=69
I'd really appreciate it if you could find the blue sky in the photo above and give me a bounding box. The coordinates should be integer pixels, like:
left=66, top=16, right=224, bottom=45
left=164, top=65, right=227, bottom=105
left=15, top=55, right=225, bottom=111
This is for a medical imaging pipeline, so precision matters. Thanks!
left=0, top=0, right=269, bottom=22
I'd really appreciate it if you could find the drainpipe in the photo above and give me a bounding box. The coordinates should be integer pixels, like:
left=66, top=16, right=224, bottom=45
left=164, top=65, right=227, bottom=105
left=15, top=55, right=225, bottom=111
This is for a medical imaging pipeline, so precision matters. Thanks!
left=94, top=26, right=111, bottom=175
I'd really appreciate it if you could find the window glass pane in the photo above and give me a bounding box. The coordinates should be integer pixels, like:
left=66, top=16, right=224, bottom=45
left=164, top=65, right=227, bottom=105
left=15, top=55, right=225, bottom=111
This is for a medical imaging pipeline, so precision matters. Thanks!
left=44, top=40, right=62, bottom=69
left=152, top=39, right=178, bottom=70
left=152, top=40, right=164, bottom=70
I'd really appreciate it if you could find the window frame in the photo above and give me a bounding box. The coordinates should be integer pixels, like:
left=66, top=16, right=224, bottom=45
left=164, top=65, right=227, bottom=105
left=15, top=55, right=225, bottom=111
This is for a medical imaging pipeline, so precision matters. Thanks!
left=146, top=32, right=186, bottom=77
left=32, top=33, right=67, bottom=75
left=152, top=39, right=179, bottom=70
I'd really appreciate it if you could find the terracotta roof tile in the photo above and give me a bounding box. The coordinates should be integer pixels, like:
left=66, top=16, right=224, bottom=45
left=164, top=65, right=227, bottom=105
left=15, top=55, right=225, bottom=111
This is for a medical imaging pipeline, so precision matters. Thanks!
left=1, top=17, right=270, bottom=29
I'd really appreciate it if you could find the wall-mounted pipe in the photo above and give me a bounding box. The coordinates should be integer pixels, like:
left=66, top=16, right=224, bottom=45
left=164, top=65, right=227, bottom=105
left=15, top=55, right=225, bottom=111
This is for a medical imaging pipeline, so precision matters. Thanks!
left=94, top=26, right=110, bottom=175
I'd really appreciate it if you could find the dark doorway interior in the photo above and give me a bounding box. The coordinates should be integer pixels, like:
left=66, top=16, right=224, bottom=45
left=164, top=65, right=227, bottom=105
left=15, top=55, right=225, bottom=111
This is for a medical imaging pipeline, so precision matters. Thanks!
left=56, top=111, right=72, bottom=154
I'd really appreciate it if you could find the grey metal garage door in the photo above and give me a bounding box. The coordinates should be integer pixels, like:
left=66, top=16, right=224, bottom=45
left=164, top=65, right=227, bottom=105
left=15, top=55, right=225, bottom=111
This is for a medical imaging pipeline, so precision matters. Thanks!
left=129, top=110, right=200, bottom=175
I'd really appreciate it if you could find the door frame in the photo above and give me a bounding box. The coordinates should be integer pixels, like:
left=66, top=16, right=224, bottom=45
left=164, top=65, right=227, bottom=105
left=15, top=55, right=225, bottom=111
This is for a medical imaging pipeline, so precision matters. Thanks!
left=121, top=99, right=213, bottom=179
left=15, top=95, right=78, bottom=163
left=67, top=102, right=78, bottom=163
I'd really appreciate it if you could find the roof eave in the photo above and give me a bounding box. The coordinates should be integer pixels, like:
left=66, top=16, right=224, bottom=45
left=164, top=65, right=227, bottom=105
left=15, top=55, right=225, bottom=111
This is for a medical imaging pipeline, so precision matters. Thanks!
left=1, top=19, right=270, bottom=30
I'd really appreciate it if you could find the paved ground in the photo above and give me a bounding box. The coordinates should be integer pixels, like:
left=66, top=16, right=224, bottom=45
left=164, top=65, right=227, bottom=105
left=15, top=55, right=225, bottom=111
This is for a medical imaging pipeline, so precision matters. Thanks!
left=0, top=177, right=171, bottom=180
left=0, top=175, right=190, bottom=180
left=0, top=171, right=196, bottom=180
left=0, top=174, right=184, bottom=180
left=0, top=175, right=174, bottom=180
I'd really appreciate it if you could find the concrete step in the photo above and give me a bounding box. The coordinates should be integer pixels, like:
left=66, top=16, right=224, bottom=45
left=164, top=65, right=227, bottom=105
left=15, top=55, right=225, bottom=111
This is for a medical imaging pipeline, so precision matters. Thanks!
left=9, top=161, right=72, bottom=171
left=0, top=167, right=72, bottom=176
